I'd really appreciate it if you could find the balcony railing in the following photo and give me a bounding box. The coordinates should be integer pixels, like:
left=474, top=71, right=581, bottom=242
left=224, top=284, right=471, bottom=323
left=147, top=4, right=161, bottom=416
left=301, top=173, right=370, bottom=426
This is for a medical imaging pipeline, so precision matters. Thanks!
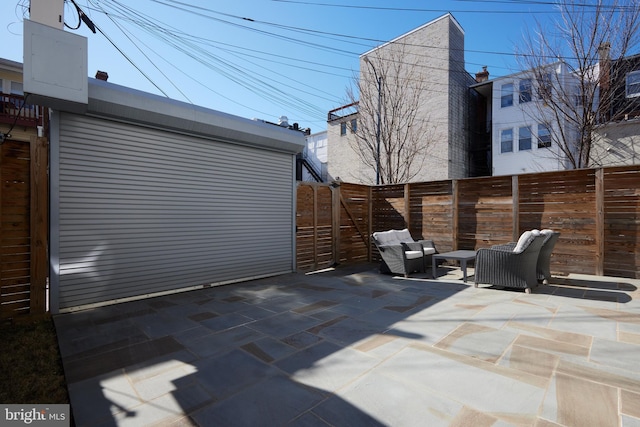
left=0, top=93, right=45, bottom=128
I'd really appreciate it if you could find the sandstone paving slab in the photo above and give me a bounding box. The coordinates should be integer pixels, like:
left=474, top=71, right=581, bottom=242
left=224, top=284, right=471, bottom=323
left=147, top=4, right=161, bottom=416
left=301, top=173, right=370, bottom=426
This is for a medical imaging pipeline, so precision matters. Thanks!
left=547, top=304, right=619, bottom=340
left=123, top=349, right=198, bottom=383
left=512, top=334, right=590, bottom=358
left=191, top=349, right=276, bottom=399
left=589, top=338, right=640, bottom=373
left=287, top=411, right=332, bottom=427
left=67, top=370, right=143, bottom=426
left=276, top=341, right=380, bottom=392
left=498, top=345, right=560, bottom=379
left=540, top=372, right=618, bottom=427
left=191, top=374, right=326, bottom=427
left=104, top=385, right=211, bottom=427
left=373, top=344, right=547, bottom=417
left=467, top=300, right=535, bottom=330
left=620, top=330, right=640, bottom=345
left=247, top=311, right=323, bottom=338
left=352, top=333, right=409, bottom=360
left=314, top=316, right=388, bottom=346
left=505, top=321, right=593, bottom=348
left=130, top=362, right=199, bottom=402
left=183, top=325, right=264, bottom=359
left=434, top=322, right=518, bottom=363
left=556, top=359, right=640, bottom=394
left=240, top=336, right=298, bottom=363
left=389, top=315, right=473, bottom=347
left=132, top=310, right=201, bottom=339
left=622, top=390, right=640, bottom=419
left=622, top=415, right=640, bottom=427
left=318, top=370, right=464, bottom=427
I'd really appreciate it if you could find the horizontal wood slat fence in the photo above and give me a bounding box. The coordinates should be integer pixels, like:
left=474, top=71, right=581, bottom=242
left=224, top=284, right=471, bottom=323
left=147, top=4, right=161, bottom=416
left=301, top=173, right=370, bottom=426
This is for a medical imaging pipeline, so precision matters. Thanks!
left=0, top=136, right=48, bottom=321
left=297, top=165, right=640, bottom=279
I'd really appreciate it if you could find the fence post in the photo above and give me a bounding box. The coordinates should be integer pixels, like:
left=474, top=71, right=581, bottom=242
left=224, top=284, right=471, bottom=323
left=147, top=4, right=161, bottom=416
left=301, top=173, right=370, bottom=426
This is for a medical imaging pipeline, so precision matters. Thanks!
left=452, top=179, right=458, bottom=250
left=512, top=175, right=520, bottom=241
left=404, top=183, right=411, bottom=228
left=595, top=168, right=604, bottom=276
left=332, top=183, right=341, bottom=266
left=368, top=186, right=373, bottom=262
left=30, top=136, right=48, bottom=315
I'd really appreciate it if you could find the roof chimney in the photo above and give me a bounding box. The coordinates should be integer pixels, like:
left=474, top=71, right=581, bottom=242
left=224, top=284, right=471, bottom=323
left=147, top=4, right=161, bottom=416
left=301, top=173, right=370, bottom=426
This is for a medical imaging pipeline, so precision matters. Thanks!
left=475, top=66, right=489, bottom=83
left=95, top=70, right=109, bottom=81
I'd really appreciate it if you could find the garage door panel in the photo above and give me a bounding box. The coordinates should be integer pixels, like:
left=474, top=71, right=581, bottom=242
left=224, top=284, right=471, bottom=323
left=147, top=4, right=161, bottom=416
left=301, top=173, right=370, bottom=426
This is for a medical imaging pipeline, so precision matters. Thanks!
left=57, top=113, right=295, bottom=310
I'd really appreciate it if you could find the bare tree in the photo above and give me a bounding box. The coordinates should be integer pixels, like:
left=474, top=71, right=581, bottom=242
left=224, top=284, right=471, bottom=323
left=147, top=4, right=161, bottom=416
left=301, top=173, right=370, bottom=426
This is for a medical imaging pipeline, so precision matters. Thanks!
left=517, top=0, right=640, bottom=169
left=345, top=45, right=436, bottom=184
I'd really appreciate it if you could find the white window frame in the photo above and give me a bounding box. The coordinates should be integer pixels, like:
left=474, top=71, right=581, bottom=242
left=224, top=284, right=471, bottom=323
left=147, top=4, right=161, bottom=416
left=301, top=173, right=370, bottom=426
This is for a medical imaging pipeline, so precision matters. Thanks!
left=340, top=122, right=347, bottom=136
left=500, top=128, right=514, bottom=153
left=626, top=70, right=640, bottom=98
left=501, top=83, right=514, bottom=108
left=519, top=79, right=532, bottom=104
left=537, top=124, right=551, bottom=148
left=518, top=126, right=532, bottom=151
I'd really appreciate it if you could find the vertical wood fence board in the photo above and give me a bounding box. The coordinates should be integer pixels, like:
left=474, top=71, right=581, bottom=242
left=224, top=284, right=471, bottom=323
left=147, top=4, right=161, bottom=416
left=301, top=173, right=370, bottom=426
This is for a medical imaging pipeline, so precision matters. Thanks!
left=457, top=176, right=514, bottom=250
left=30, top=137, right=48, bottom=314
left=296, top=184, right=316, bottom=271
left=371, top=185, right=406, bottom=261
left=339, top=183, right=370, bottom=265
left=519, top=169, right=597, bottom=275
left=315, top=185, right=334, bottom=268
left=408, top=181, right=454, bottom=253
left=603, top=166, right=640, bottom=278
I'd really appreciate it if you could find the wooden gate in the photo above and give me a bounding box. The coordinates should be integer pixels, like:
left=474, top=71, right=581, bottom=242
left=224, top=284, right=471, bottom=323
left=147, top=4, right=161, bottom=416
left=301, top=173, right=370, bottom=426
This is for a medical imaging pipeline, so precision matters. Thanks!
left=296, top=182, right=371, bottom=272
left=0, top=136, right=48, bottom=320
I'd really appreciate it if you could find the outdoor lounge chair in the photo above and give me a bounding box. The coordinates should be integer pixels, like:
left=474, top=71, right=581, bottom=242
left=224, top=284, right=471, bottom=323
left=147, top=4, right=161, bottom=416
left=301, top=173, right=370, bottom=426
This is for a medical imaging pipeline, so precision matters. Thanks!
left=536, top=231, right=561, bottom=284
left=474, top=230, right=546, bottom=293
left=372, top=229, right=437, bottom=277
left=488, top=230, right=561, bottom=284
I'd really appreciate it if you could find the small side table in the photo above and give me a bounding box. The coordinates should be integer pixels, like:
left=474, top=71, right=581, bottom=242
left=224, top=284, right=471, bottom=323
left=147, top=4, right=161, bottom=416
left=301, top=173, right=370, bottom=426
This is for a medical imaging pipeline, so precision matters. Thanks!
left=432, top=250, right=477, bottom=282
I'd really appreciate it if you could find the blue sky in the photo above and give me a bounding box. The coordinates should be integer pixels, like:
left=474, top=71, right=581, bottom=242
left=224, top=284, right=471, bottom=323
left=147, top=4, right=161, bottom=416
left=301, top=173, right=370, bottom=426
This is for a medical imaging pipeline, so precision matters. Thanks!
left=1, top=0, right=556, bottom=131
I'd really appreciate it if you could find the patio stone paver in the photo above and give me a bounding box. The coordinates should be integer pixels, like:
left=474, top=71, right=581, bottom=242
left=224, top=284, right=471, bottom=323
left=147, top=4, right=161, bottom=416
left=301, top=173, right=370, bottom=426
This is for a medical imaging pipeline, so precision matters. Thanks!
left=53, top=264, right=640, bottom=426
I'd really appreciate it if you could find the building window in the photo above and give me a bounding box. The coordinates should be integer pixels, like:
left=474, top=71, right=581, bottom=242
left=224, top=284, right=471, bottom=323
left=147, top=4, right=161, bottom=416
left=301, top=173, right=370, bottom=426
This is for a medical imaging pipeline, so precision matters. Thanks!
left=519, top=126, right=532, bottom=151
left=10, top=81, right=23, bottom=95
left=537, top=73, right=552, bottom=101
left=340, top=122, right=347, bottom=136
left=351, top=118, right=357, bottom=133
left=537, top=124, right=551, bottom=148
left=519, top=79, right=532, bottom=103
left=626, top=70, right=640, bottom=98
left=501, top=128, right=513, bottom=153
left=501, top=83, right=514, bottom=108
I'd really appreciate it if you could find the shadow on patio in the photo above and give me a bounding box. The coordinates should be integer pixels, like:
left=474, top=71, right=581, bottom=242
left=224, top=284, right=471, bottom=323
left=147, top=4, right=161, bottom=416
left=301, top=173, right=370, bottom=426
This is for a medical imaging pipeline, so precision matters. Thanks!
left=54, top=263, right=640, bottom=426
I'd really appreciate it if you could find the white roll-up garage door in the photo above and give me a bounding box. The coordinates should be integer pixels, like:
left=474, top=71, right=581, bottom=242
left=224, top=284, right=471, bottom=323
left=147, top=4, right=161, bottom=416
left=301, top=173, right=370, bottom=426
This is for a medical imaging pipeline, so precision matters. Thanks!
left=55, top=113, right=296, bottom=311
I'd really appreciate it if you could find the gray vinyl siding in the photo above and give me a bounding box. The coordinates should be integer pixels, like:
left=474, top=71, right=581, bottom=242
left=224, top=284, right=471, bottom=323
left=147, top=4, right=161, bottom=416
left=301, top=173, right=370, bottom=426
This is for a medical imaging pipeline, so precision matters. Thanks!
left=57, top=113, right=295, bottom=310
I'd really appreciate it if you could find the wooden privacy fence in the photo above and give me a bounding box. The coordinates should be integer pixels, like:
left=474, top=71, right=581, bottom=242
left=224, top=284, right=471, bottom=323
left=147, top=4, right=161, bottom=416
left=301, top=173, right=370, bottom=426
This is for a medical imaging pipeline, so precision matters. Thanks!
left=296, top=165, right=640, bottom=279
left=0, top=136, right=48, bottom=320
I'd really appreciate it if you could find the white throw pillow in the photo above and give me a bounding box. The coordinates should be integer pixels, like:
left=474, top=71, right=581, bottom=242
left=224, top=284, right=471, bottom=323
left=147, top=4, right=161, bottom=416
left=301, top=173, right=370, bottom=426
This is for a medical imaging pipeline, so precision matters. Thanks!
left=396, top=228, right=414, bottom=243
left=513, top=231, right=534, bottom=253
